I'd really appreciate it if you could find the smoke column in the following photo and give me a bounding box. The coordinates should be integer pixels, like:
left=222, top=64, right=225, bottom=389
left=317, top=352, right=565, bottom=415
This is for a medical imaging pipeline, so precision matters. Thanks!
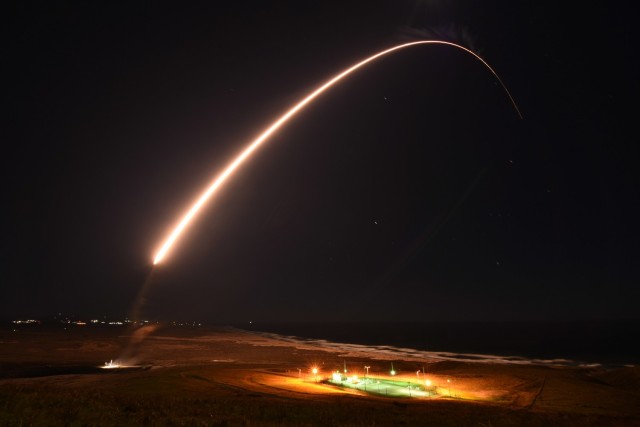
left=128, top=267, right=155, bottom=324
left=114, top=267, right=157, bottom=364
left=152, top=40, right=521, bottom=265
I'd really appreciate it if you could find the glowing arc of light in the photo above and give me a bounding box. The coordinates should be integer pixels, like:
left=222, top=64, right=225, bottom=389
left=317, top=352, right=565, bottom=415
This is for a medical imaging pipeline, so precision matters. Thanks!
left=152, top=40, right=521, bottom=265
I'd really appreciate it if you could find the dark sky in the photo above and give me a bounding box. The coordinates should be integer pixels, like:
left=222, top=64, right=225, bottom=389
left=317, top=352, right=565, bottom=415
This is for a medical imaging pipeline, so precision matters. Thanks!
left=4, top=1, right=639, bottom=323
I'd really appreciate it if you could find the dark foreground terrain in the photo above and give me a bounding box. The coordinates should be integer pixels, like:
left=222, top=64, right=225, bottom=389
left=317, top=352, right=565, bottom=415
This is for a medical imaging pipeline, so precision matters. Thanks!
left=1, top=325, right=639, bottom=426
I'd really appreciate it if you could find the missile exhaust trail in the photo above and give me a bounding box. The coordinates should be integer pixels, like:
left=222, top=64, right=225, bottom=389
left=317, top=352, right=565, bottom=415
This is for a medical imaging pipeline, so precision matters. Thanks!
left=152, top=40, right=521, bottom=265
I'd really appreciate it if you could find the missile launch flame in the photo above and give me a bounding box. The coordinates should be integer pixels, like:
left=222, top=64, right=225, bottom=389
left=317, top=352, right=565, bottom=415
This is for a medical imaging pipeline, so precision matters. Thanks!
left=152, top=40, right=521, bottom=265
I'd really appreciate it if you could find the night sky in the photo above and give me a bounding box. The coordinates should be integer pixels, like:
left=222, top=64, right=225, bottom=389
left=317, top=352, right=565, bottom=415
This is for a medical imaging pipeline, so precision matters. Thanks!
left=4, top=1, right=639, bottom=323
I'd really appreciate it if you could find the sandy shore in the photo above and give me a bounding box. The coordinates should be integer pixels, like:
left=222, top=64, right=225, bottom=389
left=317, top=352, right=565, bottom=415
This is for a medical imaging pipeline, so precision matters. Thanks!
left=1, top=325, right=638, bottom=425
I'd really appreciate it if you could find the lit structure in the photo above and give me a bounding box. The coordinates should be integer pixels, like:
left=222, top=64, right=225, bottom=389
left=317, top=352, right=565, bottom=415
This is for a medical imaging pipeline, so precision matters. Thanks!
left=323, top=363, right=464, bottom=400
left=328, top=373, right=436, bottom=399
left=101, top=360, right=121, bottom=369
left=310, top=366, right=320, bottom=382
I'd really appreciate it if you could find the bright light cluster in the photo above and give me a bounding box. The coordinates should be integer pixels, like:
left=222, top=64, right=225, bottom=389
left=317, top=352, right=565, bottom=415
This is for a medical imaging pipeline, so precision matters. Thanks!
left=101, top=360, right=121, bottom=369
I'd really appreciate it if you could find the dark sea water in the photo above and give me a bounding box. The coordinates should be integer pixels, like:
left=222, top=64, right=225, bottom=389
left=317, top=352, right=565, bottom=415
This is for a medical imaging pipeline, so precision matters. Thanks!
left=238, top=321, right=640, bottom=366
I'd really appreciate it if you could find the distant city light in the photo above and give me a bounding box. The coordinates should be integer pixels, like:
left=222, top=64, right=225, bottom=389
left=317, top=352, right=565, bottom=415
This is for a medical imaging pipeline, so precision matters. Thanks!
left=9, top=316, right=201, bottom=328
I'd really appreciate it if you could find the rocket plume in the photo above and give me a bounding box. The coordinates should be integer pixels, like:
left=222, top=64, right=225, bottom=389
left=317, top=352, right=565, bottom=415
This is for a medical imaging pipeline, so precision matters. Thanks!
left=152, top=40, right=521, bottom=265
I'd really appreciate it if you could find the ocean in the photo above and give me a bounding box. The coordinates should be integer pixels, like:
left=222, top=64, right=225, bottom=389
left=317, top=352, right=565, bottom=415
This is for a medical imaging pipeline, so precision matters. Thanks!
left=238, top=321, right=640, bottom=366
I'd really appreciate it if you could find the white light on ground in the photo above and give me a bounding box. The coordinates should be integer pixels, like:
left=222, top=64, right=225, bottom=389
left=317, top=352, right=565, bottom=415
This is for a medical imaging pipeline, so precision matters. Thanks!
left=101, top=360, right=120, bottom=369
